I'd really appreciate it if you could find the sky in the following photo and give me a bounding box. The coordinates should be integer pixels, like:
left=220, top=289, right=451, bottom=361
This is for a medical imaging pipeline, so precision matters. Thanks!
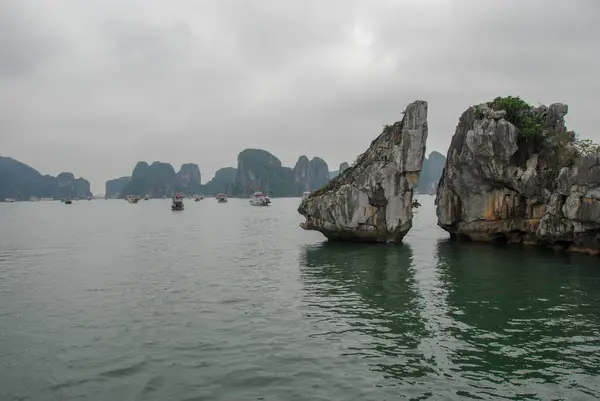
left=1, top=0, right=599, bottom=193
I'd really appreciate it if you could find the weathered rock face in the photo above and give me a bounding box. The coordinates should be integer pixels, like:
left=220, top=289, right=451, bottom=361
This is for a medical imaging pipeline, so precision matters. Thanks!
left=436, top=102, right=600, bottom=254
left=234, top=149, right=301, bottom=197
left=120, top=161, right=176, bottom=198
left=202, top=167, right=237, bottom=195
left=339, top=162, right=350, bottom=175
left=105, top=176, right=131, bottom=198
left=175, top=163, right=202, bottom=194
left=56, top=173, right=92, bottom=199
left=298, top=100, right=428, bottom=242
left=293, top=156, right=330, bottom=191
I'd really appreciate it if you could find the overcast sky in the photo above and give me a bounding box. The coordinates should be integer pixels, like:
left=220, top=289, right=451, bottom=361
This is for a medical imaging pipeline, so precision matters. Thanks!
left=1, top=0, right=598, bottom=193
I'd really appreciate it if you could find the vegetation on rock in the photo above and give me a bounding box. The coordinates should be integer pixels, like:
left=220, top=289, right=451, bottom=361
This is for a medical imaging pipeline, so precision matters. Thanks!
left=486, top=96, right=545, bottom=141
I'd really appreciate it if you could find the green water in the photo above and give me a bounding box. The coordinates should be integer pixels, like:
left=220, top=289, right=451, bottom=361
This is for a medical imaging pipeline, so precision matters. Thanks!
left=0, top=197, right=599, bottom=400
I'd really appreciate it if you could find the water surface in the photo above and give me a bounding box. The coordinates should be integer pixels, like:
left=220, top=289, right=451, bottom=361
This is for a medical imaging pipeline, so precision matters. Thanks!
left=1, top=196, right=599, bottom=400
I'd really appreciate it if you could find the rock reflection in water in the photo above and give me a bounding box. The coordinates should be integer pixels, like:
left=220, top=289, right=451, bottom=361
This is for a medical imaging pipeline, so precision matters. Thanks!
left=299, top=242, right=434, bottom=382
left=435, top=240, right=600, bottom=398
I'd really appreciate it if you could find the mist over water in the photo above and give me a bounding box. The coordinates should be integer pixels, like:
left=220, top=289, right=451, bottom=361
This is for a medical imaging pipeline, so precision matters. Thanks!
left=1, top=196, right=599, bottom=400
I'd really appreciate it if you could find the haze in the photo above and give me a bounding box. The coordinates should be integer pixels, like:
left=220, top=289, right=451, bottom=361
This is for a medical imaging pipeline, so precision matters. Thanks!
left=1, top=0, right=598, bottom=193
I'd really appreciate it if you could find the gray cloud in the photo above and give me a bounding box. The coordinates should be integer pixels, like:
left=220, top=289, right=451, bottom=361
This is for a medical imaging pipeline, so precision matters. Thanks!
left=0, top=0, right=598, bottom=192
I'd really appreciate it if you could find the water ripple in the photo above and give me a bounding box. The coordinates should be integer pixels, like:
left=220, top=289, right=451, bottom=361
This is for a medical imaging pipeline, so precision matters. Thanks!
left=0, top=198, right=599, bottom=400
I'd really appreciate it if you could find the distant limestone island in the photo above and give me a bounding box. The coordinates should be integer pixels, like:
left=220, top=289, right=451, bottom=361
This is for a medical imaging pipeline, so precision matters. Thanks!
left=0, top=156, right=92, bottom=201
left=106, top=150, right=332, bottom=198
left=105, top=148, right=446, bottom=200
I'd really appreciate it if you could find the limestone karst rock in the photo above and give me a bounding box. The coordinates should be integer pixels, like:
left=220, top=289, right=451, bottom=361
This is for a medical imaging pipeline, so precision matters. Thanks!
left=436, top=97, right=600, bottom=254
left=105, top=176, right=131, bottom=198
left=298, top=100, right=428, bottom=242
left=293, top=156, right=330, bottom=191
left=0, top=156, right=92, bottom=200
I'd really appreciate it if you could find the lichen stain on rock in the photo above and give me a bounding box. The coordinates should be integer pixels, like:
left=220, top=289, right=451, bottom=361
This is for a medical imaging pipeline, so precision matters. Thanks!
left=298, top=100, right=428, bottom=243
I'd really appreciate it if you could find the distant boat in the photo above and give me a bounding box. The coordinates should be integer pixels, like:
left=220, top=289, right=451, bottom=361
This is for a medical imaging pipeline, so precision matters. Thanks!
left=171, top=193, right=184, bottom=211
left=126, top=195, right=139, bottom=204
left=249, top=189, right=271, bottom=206
left=411, top=199, right=421, bottom=208
left=216, top=193, right=228, bottom=203
left=64, top=199, right=72, bottom=204
left=29, top=196, right=40, bottom=202
left=144, top=194, right=149, bottom=201
left=5, top=198, right=15, bottom=203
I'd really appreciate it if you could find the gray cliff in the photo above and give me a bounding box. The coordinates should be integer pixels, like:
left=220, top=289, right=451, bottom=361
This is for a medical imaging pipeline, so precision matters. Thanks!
left=293, top=156, right=330, bottom=191
left=436, top=100, right=600, bottom=254
left=298, top=100, right=428, bottom=242
left=105, top=176, right=131, bottom=198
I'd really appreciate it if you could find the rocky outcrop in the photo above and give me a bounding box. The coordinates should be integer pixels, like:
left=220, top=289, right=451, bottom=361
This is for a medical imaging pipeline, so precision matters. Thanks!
left=0, top=156, right=92, bottom=200
left=436, top=99, right=600, bottom=254
left=293, top=156, right=330, bottom=191
left=339, top=162, right=350, bottom=175
left=105, top=176, right=131, bottom=198
left=298, top=100, right=428, bottom=242
left=174, top=163, right=202, bottom=195
left=202, top=167, right=237, bottom=195
left=120, top=161, right=176, bottom=198
left=234, top=149, right=302, bottom=197
left=328, top=162, right=350, bottom=179
left=56, top=173, right=92, bottom=199
left=417, top=151, right=445, bottom=194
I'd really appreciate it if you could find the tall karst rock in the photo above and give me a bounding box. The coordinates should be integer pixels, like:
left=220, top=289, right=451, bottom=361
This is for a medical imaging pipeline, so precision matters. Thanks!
left=293, top=156, right=330, bottom=191
left=120, top=161, right=176, bottom=198
left=174, top=163, right=202, bottom=195
left=436, top=96, right=600, bottom=254
left=105, top=176, right=131, bottom=198
left=234, top=149, right=301, bottom=197
left=298, top=100, right=428, bottom=243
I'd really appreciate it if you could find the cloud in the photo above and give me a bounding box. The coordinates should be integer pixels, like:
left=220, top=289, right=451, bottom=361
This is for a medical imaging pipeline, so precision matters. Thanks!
left=0, top=0, right=598, bottom=192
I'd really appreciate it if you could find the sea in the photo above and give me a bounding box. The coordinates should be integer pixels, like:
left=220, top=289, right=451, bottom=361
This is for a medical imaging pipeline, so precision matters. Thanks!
left=1, top=195, right=599, bottom=400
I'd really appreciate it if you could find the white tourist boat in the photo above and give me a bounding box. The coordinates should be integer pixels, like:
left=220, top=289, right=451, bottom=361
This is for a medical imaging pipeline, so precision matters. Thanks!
left=249, top=189, right=271, bottom=206
left=216, top=193, right=228, bottom=203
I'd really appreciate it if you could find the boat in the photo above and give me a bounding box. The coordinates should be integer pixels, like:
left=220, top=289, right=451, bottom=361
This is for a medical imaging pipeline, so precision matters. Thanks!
left=144, top=194, right=149, bottom=201
left=171, top=193, right=185, bottom=211
left=249, top=189, right=271, bottom=206
left=64, top=198, right=72, bottom=204
left=412, top=199, right=421, bottom=208
left=126, top=195, right=140, bottom=204
left=29, top=196, right=40, bottom=202
left=216, top=193, right=228, bottom=203
left=302, top=191, right=311, bottom=200
left=5, top=198, right=15, bottom=203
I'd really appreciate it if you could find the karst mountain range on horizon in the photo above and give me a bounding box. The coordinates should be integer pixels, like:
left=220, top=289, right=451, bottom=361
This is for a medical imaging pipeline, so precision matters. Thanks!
left=0, top=149, right=445, bottom=200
